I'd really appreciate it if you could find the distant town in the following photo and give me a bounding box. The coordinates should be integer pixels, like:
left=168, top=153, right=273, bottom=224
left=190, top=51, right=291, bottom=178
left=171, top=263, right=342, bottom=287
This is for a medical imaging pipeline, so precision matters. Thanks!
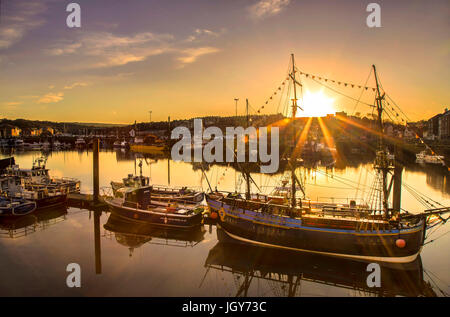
left=1, top=108, right=449, bottom=154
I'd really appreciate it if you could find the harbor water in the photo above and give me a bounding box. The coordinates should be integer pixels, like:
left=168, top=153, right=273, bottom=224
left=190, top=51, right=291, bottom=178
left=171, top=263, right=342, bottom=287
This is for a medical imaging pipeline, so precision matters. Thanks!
left=0, top=149, right=449, bottom=296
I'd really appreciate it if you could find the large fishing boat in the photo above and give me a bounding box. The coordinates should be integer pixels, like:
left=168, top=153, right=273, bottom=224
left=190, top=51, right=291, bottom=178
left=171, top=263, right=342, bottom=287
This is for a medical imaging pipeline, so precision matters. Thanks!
left=206, top=54, right=450, bottom=263
left=0, top=174, right=67, bottom=209
left=5, top=157, right=80, bottom=193
left=105, top=186, right=204, bottom=229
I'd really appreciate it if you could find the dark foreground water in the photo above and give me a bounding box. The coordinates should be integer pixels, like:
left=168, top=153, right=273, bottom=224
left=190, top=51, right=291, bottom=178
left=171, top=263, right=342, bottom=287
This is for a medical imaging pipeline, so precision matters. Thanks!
left=0, top=150, right=449, bottom=297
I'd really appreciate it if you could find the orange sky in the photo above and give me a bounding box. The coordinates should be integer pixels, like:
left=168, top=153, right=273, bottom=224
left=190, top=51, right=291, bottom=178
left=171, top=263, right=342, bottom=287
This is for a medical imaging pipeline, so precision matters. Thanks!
left=0, top=0, right=448, bottom=124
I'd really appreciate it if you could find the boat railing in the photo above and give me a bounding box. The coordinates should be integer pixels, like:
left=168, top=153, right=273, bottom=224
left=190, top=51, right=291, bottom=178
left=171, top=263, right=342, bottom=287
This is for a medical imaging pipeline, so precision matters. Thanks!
left=151, top=184, right=202, bottom=192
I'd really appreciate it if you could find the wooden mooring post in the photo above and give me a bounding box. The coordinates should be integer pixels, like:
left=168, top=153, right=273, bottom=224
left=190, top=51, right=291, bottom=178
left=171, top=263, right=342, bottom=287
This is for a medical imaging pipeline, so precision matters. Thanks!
left=93, top=138, right=100, bottom=203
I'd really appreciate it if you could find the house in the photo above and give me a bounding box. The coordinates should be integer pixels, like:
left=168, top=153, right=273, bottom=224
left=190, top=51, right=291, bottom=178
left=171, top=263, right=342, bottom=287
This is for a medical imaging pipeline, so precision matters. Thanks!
left=439, top=109, right=450, bottom=140
left=427, top=113, right=442, bottom=139
left=0, top=124, right=21, bottom=138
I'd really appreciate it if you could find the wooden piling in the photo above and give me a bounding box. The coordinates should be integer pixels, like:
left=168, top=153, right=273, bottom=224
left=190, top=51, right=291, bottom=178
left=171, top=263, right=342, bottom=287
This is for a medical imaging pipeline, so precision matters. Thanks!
left=94, top=210, right=102, bottom=274
left=93, top=138, right=99, bottom=203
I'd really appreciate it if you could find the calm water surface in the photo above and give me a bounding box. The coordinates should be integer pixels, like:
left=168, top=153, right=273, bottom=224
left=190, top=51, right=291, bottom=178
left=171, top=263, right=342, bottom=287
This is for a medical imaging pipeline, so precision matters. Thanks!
left=0, top=150, right=449, bottom=296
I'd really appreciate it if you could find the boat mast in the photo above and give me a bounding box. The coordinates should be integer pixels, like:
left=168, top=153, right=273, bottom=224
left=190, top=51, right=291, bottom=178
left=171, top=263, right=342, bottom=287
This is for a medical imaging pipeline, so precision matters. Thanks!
left=290, top=54, right=298, bottom=208
left=373, top=65, right=390, bottom=217
left=245, top=98, right=251, bottom=200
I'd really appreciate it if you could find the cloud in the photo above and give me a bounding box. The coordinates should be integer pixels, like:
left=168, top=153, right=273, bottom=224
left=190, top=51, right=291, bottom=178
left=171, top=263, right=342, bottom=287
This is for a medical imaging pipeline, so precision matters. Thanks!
left=248, top=0, right=291, bottom=20
left=177, top=47, right=220, bottom=66
left=47, top=43, right=82, bottom=56
left=3, top=101, right=23, bottom=106
left=46, top=32, right=174, bottom=68
left=186, top=28, right=225, bottom=42
left=64, top=82, right=88, bottom=90
left=37, top=92, right=64, bottom=104
left=47, top=28, right=223, bottom=69
left=0, top=1, right=46, bottom=50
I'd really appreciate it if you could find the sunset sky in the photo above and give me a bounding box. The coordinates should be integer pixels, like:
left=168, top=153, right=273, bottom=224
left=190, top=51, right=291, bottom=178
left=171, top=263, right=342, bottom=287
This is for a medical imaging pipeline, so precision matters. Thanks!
left=0, top=0, right=448, bottom=124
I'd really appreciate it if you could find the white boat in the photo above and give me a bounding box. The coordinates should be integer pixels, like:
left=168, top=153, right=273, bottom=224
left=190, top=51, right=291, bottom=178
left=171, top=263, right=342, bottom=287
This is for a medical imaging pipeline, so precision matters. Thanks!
left=14, top=139, right=24, bottom=147
left=75, top=138, right=86, bottom=148
left=416, top=150, right=445, bottom=165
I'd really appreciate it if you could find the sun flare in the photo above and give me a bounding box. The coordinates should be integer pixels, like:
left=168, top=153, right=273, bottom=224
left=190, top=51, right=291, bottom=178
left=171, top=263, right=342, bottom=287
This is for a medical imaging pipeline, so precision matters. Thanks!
left=297, top=90, right=335, bottom=117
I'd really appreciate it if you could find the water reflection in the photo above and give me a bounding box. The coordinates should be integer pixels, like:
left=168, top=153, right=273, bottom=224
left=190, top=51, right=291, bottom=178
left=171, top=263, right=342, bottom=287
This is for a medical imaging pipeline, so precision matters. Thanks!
left=204, top=229, right=436, bottom=297
left=0, top=205, right=68, bottom=239
left=103, top=213, right=206, bottom=255
left=0, top=149, right=448, bottom=296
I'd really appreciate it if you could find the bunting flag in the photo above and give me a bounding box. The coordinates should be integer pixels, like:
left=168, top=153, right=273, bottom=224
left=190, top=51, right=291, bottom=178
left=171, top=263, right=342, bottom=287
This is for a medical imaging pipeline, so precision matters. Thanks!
left=298, top=70, right=377, bottom=91
left=254, top=77, right=290, bottom=114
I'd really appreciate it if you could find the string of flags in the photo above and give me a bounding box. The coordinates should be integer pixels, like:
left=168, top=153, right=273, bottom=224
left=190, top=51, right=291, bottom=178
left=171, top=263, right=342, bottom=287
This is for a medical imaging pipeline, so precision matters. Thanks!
left=255, top=77, right=290, bottom=115
left=217, top=164, right=230, bottom=186
left=254, top=69, right=379, bottom=116
left=297, top=70, right=377, bottom=92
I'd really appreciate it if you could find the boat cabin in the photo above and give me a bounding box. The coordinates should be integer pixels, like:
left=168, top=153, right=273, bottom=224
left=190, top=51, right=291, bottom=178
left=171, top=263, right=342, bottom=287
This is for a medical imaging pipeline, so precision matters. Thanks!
left=121, top=186, right=152, bottom=210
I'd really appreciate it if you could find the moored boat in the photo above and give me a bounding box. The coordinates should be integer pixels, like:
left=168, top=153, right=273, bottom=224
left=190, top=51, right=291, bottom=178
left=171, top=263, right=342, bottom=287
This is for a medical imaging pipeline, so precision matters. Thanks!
left=0, top=174, right=67, bottom=209
left=5, top=156, right=80, bottom=193
left=0, top=197, right=36, bottom=217
left=205, top=55, right=450, bottom=263
left=105, top=186, right=204, bottom=229
left=110, top=159, right=204, bottom=204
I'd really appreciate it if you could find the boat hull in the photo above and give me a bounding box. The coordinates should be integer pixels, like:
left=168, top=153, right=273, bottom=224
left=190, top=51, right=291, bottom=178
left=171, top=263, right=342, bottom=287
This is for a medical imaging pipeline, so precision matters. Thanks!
left=106, top=200, right=203, bottom=229
left=33, top=194, right=67, bottom=209
left=130, top=144, right=165, bottom=153
left=0, top=200, right=36, bottom=217
left=207, top=195, right=425, bottom=263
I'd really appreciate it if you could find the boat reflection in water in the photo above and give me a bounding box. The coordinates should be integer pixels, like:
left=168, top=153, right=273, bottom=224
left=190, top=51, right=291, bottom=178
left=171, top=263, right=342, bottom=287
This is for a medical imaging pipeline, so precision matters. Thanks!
left=202, top=228, right=436, bottom=297
left=103, top=213, right=206, bottom=256
left=0, top=205, right=68, bottom=239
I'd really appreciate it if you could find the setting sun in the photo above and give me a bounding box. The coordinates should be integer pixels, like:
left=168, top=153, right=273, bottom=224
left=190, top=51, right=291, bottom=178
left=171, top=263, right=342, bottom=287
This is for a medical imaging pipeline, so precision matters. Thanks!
left=298, top=90, right=335, bottom=117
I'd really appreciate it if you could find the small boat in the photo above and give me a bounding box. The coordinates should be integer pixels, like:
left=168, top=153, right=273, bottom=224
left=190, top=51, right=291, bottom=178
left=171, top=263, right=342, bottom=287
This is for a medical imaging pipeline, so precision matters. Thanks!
left=53, top=140, right=62, bottom=149
left=130, top=135, right=166, bottom=153
left=75, top=137, right=86, bottom=148
left=105, top=186, right=204, bottom=229
left=0, top=197, right=36, bottom=217
left=14, top=139, right=24, bottom=148
left=416, top=150, right=445, bottom=166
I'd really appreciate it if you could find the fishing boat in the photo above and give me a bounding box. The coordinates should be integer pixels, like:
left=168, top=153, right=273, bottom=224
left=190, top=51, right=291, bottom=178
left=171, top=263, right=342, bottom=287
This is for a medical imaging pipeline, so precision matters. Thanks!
left=111, top=160, right=204, bottom=204
left=75, top=137, right=86, bottom=149
left=416, top=150, right=445, bottom=166
left=105, top=186, right=204, bottom=228
left=5, top=156, right=80, bottom=193
left=130, top=135, right=166, bottom=153
left=0, top=174, right=67, bottom=209
left=205, top=54, right=450, bottom=263
left=0, top=196, right=36, bottom=217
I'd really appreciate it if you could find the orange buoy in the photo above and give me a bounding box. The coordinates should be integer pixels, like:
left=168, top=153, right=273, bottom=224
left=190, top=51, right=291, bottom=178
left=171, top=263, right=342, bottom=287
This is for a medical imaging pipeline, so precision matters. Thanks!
left=210, top=212, right=218, bottom=219
left=396, top=239, right=406, bottom=248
